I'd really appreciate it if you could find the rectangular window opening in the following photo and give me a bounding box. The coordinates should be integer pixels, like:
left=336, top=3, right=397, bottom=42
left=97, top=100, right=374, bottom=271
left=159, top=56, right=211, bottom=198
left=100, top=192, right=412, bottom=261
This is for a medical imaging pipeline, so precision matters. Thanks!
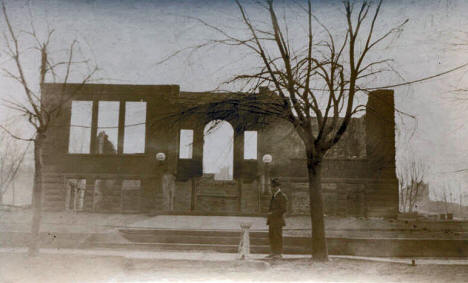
left=96, top=101, right=119, bottom=154
left=122, top=179, right=141, bottom=212
left=179, top=129, right=194, bottom=159
left=244, top=131, right=258, bottom=160
left=68, top=101, right=92, bottom=154
left=65, top=178, right=86, bottom=211
left=123, top=102, right=147, bottom=154
left=94, top=179, right=121, bottom=211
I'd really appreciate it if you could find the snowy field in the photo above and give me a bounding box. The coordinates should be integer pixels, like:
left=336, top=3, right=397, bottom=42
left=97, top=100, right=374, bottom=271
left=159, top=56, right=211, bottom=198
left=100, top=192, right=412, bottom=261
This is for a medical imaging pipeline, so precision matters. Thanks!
left=1, top=251, right=467, bottom=283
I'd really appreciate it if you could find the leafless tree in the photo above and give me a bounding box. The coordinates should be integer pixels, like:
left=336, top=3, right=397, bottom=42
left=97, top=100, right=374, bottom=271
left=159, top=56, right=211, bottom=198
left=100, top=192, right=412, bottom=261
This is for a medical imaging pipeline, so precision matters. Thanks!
left=439, top=183, right=454, bottom=215
left=397, top=158, right=428, bottom=213
left=0, top=3, right=97, bottom=256
left=457, top=185, right=464, bottom=217
left=160, top=0, right=410, bottom=261
left=0, top=126, right=29, bottom=205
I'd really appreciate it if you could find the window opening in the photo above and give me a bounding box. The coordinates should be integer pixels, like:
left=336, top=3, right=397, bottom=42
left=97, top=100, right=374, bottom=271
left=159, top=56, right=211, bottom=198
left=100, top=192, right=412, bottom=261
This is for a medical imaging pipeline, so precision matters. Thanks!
left=122, top=179, right=141, bottom=212
left=203, top=120, right=233, bottom=180
left=244, top=131, right=258, bottom=160
left=68, top=101, right=92, bottom=153
left=179, top=129, right=193, bottom=159
left=94, top=179, right=121, bottom=211
left=96, top=101, right=119, bottom=154
left=65, top=178, right=86, bottom=211
left=123, top=102, right=147, bottom=154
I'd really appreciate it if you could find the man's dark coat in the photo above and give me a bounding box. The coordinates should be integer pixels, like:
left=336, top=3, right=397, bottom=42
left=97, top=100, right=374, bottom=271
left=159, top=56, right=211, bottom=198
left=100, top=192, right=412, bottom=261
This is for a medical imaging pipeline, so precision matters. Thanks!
left=267, top=190, right=288, bottom=227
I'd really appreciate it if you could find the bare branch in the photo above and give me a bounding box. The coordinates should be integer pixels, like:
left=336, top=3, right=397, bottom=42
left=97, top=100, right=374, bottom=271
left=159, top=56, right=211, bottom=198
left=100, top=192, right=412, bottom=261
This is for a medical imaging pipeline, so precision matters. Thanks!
left=0, top=125, right=34, bottom=141
left=2, top=3, right=42, bottom=119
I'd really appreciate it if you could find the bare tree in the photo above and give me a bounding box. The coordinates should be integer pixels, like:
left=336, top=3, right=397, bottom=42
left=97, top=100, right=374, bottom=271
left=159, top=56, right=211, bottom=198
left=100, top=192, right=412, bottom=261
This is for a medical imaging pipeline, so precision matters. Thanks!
left=397, top=158, right=428, bottom=213
left=0, top=126, right=29, bottom=205
left=0, top=3, right=97, bottom=255
left=457, top=185, right=464, bottom=218
left=161, top=0, right=408, bottom=261
left=439, top=183, right=453, bottom=215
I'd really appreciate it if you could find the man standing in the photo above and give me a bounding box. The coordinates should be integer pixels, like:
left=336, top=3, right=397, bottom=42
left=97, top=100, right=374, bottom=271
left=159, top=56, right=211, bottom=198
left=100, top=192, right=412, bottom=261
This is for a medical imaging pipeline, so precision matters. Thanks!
left=266, top=178, right=288, bottom=259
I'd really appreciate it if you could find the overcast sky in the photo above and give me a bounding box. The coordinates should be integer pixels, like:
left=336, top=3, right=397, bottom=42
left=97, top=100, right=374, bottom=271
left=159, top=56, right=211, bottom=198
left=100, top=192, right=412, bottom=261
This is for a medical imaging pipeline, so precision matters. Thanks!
left=1, top=0, right=468, bottom=202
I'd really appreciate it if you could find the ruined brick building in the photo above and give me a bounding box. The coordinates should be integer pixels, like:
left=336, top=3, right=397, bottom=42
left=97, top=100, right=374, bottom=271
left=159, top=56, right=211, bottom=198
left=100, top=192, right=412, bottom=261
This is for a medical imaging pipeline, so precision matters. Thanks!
left=40, top=83, right=398, bottom=217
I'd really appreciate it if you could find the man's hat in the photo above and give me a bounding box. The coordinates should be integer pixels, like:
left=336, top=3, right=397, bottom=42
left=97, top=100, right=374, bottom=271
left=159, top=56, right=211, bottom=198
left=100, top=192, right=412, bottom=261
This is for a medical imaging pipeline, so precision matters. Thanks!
left=271, top=178, right=281, bottom=187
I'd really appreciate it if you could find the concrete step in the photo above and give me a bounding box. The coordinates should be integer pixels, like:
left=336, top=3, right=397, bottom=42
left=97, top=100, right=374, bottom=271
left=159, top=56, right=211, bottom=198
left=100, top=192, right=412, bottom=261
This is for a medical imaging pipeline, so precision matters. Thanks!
left=84, top=241, right=307, bottom=254
left=119, top=228, right=274, bottom=238
left=104, top=228, right=467, bottom=257
left=85, top=235, right=468, bottom=257
left=115, top=229, right=300, bottom=246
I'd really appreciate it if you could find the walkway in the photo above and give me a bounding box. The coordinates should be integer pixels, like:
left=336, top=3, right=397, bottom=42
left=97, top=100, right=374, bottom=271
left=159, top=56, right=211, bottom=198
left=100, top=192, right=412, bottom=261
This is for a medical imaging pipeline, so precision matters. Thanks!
left=2, top=247, right=467, bottom=265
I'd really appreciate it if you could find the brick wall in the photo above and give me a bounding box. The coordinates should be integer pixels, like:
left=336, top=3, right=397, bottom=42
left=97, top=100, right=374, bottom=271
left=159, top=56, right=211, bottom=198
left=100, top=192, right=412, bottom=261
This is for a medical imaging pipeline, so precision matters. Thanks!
left=40, top=84, right=398, bottom=218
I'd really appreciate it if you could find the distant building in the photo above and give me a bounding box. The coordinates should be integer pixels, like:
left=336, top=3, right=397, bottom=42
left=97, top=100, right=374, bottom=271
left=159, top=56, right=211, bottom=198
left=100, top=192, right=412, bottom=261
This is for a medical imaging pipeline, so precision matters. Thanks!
left=410, top=183, right=468, bottom=218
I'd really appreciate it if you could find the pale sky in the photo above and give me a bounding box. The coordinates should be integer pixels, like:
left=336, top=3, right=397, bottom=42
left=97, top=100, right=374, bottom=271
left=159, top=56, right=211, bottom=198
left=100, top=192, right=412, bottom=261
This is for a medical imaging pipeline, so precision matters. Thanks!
left=1, top=0, right=468, bottom=203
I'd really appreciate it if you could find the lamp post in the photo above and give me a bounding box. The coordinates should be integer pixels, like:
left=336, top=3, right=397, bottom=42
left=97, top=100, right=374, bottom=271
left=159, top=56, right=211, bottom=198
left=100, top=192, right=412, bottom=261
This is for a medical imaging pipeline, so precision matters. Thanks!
left=262, top=154, right=272, bottom=195
left=156, top=152, right=170, bottom=210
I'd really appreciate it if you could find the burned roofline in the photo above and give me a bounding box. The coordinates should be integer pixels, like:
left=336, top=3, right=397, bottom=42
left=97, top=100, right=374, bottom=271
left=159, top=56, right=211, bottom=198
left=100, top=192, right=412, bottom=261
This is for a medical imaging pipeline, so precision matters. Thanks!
left=41, top=82, right=180, bottom=88
left=42, top=82, right=261, bottom=97
left=41, top=83, right=180, bottom=98
left=41, top=82, right=383, bottom=123
left=41, top=83, right=251, bottom=102
left=41, top=83, right=243, bottom=96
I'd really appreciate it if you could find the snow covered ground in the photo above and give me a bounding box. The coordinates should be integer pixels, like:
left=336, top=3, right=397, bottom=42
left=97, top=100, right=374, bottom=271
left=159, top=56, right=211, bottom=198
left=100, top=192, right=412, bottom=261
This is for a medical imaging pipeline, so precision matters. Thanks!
left=0, top=249, right=467, bottom=283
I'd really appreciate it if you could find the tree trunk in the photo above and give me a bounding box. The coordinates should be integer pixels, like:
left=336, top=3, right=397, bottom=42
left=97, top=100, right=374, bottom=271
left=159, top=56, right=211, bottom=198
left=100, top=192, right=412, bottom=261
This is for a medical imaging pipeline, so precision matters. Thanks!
left=28, top=135, right=44, bottom=256
left=307, top=157, right=328, bottom=261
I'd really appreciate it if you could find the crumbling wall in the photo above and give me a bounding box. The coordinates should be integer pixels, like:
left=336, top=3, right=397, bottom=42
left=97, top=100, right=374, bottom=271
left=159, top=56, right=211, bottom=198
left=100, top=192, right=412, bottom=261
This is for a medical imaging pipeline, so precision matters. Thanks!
left=258, top=89, right=397, bottom=218
left=40, top=84, right=397, bottom=218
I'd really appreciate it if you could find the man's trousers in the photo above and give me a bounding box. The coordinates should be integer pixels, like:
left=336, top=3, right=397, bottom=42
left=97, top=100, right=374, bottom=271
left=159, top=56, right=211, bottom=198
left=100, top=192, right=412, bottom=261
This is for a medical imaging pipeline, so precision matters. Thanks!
left=268, top=225, right=283, bottom=255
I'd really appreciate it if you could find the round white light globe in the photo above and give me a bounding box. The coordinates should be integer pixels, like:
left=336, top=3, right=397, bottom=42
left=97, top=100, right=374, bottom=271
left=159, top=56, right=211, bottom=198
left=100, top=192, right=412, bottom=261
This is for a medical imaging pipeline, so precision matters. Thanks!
left=156, top=152, right=166, bottom=161
left=262, top=154, right=272, bottom=163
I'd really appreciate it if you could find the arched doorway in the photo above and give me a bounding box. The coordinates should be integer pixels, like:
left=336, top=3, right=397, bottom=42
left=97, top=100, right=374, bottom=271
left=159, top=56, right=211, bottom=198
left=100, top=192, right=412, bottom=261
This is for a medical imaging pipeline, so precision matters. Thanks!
left=203, top=120, right=234, bottom=180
